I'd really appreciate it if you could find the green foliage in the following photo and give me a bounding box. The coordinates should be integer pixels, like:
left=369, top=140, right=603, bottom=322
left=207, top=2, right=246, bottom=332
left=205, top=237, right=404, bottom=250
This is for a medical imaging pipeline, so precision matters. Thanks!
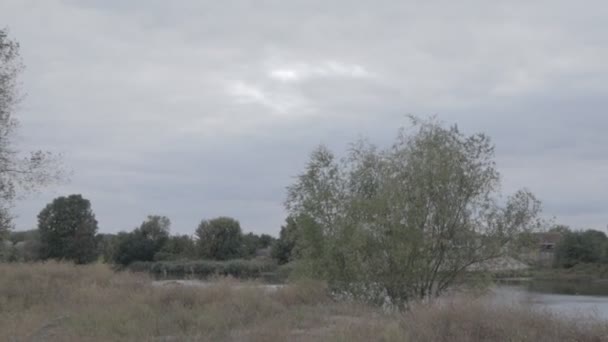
left=271, top=216, right=299, bottom=264
left=9, top=229, right=39, bottom=245
left=196, top=217, right=243, bottom=260
left=155, top=234, right=196, bottom=261
left=554, top=229, right=608, bottom=268
left=95, top=233, right=117, bottom=263
left=113, top=231, right=156, bottom=266
left=549, top=224, right=571, bottom=234
left=286, top=117, right=542, bottom=306
left=128, top=259, right=277, bottom=279
left=2, top=229, right=42, bottom=262
left=38, top=194, right=98, bottom=264
left=112, top=215, right=172, bottom=266
left=258, top=234, right=275, bottom=248
left=138, top=215, right=170, bottom=249
left=241, top=232, right=276, bottom=259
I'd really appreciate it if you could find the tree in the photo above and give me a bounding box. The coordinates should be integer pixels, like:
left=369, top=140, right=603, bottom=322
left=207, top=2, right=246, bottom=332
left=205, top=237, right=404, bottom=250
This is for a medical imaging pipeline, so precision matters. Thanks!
left=96, top=233, right=118, bottom=263
left=271, top=216, right=300, bottom=264
left=549, top=224, right=571, bottom=235
left=554, top=229, right=608, bottom=268
left=242, top=233, right=276, bottom=259
left=0, top=29, right=63, bottom=239
left=137, top=215, right=170, bottom=250
left=258, top=234, right=275, bottom=249
left=111, top=215, right=172, bottom=265
left=38, top=194, right=98, bottom=264
left=196, top=217, right=243, bottom=260
left=286, top=117, right=542, bottom=307
left=155, top=234, right=196, bottom=261
left=242, top=233, right=261, bottom=258
left=112, top=231, right=157, bottom=266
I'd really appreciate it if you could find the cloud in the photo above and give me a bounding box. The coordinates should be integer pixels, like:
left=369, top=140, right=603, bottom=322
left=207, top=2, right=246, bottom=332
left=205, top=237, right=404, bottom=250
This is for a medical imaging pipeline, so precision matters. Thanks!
left=225, top=80, right=306, bottom=114
left=1, top=0, right=607, bottom=234
left=269, top=61, right=372, bottom=82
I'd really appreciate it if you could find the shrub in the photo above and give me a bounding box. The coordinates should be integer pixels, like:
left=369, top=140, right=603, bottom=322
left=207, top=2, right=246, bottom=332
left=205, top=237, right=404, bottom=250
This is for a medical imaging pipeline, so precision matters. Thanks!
left=127, top=259, right=279, bottom=279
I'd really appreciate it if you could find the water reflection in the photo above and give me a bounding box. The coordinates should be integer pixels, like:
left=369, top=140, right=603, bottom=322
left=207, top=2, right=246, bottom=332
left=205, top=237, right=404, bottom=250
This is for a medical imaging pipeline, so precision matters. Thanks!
left=494, top=280, right=608, bottom=320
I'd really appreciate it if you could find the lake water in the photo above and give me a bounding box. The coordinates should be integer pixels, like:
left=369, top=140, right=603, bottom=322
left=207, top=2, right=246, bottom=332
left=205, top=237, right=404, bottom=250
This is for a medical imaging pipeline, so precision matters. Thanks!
left=153, top=278, right=608, bottom=320
left=494, top=279, right=608, bottom=320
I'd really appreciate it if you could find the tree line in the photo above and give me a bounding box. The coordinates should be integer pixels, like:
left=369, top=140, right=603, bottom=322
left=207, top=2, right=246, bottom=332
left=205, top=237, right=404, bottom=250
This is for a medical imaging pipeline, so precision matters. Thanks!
left=0, top=194, right=277, bottom=265
left=551, top=225, right=608, bottom=268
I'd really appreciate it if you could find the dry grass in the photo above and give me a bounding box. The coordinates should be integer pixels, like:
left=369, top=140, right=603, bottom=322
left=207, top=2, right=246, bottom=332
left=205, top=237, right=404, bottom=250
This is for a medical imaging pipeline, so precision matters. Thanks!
left=1, top=262, right=607, bottom=341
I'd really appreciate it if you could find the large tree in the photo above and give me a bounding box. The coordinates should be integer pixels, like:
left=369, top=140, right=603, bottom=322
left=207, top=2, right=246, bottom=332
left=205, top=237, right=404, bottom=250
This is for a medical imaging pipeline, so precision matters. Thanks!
left=286, top=117, right=542, bottom=307
left=38, top=194, right=98, bottom=264
left=0, top=29, right=63, bottom=239
left=196, top=216, right=243, bottom=260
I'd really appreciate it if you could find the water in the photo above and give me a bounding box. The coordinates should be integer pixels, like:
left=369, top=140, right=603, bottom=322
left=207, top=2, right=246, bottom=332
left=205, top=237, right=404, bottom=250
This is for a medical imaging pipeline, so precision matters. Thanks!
left=152, top=279, right=285, bottom=292
left=152, top=277, right=608, bottom=320
left=494, top=279, right=608, bottom=320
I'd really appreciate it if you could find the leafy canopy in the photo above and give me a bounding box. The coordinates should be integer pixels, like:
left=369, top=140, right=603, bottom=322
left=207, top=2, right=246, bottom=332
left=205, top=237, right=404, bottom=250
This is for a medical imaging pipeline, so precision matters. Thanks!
left=196, top=216, right=243, bottom=260
left=112, top=215, right=172, bottom=265
left=286, top=117, right=542, bottom=306
left=38, top=194, right=98, bottom=264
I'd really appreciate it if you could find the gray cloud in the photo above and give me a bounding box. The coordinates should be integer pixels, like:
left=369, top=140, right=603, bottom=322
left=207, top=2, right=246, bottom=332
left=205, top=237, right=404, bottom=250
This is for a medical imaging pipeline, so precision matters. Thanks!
left=2, top=0, right=607, bottom=234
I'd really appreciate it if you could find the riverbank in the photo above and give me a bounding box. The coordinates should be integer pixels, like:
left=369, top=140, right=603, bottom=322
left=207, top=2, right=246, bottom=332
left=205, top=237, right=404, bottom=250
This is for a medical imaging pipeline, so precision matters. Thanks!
left=2, top=262, right=608, bottom=341
left=491, top=263, right=608, bottom=283
left=533, top=263, right=608, bottom=281
left=126, top=258, right=294, bottom=283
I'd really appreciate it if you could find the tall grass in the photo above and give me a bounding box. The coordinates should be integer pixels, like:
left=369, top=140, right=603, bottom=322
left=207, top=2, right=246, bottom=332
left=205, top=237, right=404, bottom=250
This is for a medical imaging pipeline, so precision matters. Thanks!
left=1, top=262, right=607, bottom=341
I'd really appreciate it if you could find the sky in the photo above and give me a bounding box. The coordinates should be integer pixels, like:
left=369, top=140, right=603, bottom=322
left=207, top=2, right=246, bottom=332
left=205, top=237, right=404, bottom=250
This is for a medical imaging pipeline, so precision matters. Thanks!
left=1, top=0, right=607, bottom=236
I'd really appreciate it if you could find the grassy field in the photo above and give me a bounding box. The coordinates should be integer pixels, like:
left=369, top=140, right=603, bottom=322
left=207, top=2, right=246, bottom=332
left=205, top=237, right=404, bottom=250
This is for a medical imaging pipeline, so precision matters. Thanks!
left=1, top=262, right=608, bottom=341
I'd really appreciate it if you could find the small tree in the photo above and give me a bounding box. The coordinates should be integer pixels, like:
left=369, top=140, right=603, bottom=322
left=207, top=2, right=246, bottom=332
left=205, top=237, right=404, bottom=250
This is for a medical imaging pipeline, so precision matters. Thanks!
left=196, top=217, right=243, bottom=260
left=38, top=194, right=98, bottom=264
left=286, top=118, right=542, bottom=307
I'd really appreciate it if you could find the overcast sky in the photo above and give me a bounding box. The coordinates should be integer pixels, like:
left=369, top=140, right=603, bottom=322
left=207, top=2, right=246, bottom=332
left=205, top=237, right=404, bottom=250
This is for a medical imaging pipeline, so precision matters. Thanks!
left=1, top=0, right=607, bottom=236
